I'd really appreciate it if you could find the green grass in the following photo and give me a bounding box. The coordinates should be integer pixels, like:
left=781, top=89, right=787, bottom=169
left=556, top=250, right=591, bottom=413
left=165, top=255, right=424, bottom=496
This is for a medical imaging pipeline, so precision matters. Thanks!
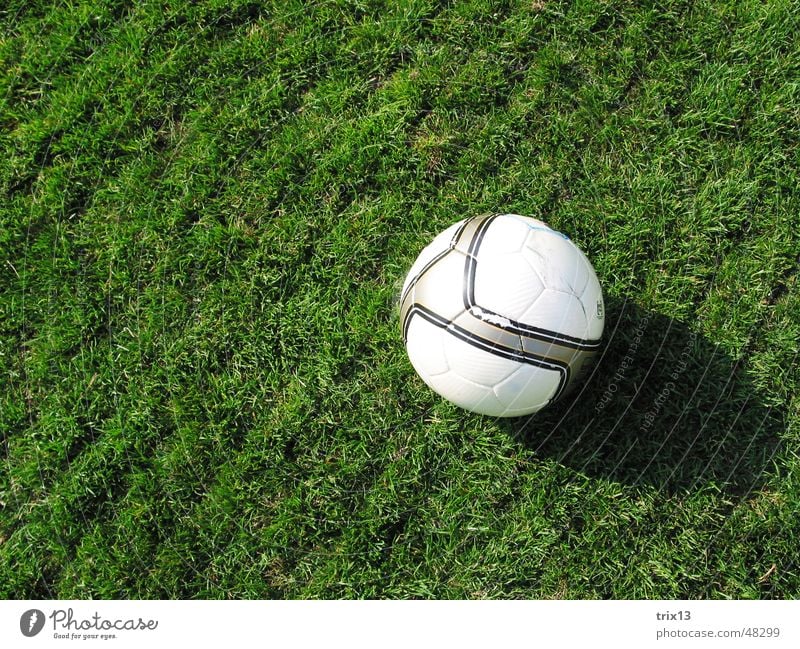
left=1, top=0, right=799, bottom=598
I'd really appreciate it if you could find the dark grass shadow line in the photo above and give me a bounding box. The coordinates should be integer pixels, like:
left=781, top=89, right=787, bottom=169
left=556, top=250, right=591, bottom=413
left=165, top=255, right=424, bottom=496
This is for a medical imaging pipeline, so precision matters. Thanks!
left=505, top=296, right=784, bottom=497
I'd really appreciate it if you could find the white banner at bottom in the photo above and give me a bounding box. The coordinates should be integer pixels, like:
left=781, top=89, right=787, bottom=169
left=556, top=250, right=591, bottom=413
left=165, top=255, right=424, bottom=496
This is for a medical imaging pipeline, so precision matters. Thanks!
left=1, top=600, right=797, bottom=648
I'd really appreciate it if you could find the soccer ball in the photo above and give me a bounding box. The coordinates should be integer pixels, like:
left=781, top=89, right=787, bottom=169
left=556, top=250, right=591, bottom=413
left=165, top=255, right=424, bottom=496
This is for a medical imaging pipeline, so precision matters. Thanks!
left=400, top=213, right=604, bottom=417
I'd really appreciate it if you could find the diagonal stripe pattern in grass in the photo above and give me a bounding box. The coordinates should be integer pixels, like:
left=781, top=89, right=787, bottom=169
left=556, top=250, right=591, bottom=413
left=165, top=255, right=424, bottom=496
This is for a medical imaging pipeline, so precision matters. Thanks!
left=1, top=0, right=799, bottom=598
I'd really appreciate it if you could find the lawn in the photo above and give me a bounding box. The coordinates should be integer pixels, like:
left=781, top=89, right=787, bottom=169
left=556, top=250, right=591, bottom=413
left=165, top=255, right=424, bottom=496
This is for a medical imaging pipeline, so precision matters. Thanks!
left=1, top=0, right=799, bottom=598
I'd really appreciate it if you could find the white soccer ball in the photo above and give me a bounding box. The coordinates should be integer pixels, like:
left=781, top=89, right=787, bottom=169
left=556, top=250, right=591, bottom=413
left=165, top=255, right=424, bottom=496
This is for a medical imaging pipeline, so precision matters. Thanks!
left=400, top=213, right=604, bottom=417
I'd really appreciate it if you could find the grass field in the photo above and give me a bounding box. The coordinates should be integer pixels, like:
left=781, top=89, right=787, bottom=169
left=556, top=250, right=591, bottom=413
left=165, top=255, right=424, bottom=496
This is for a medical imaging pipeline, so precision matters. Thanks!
left=1, top=0, right=799, bottom=598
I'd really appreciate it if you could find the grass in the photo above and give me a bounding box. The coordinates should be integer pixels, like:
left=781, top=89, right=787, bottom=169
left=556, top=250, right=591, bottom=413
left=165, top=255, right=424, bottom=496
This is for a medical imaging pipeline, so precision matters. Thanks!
left=1, top=0, right=799, bottom=598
